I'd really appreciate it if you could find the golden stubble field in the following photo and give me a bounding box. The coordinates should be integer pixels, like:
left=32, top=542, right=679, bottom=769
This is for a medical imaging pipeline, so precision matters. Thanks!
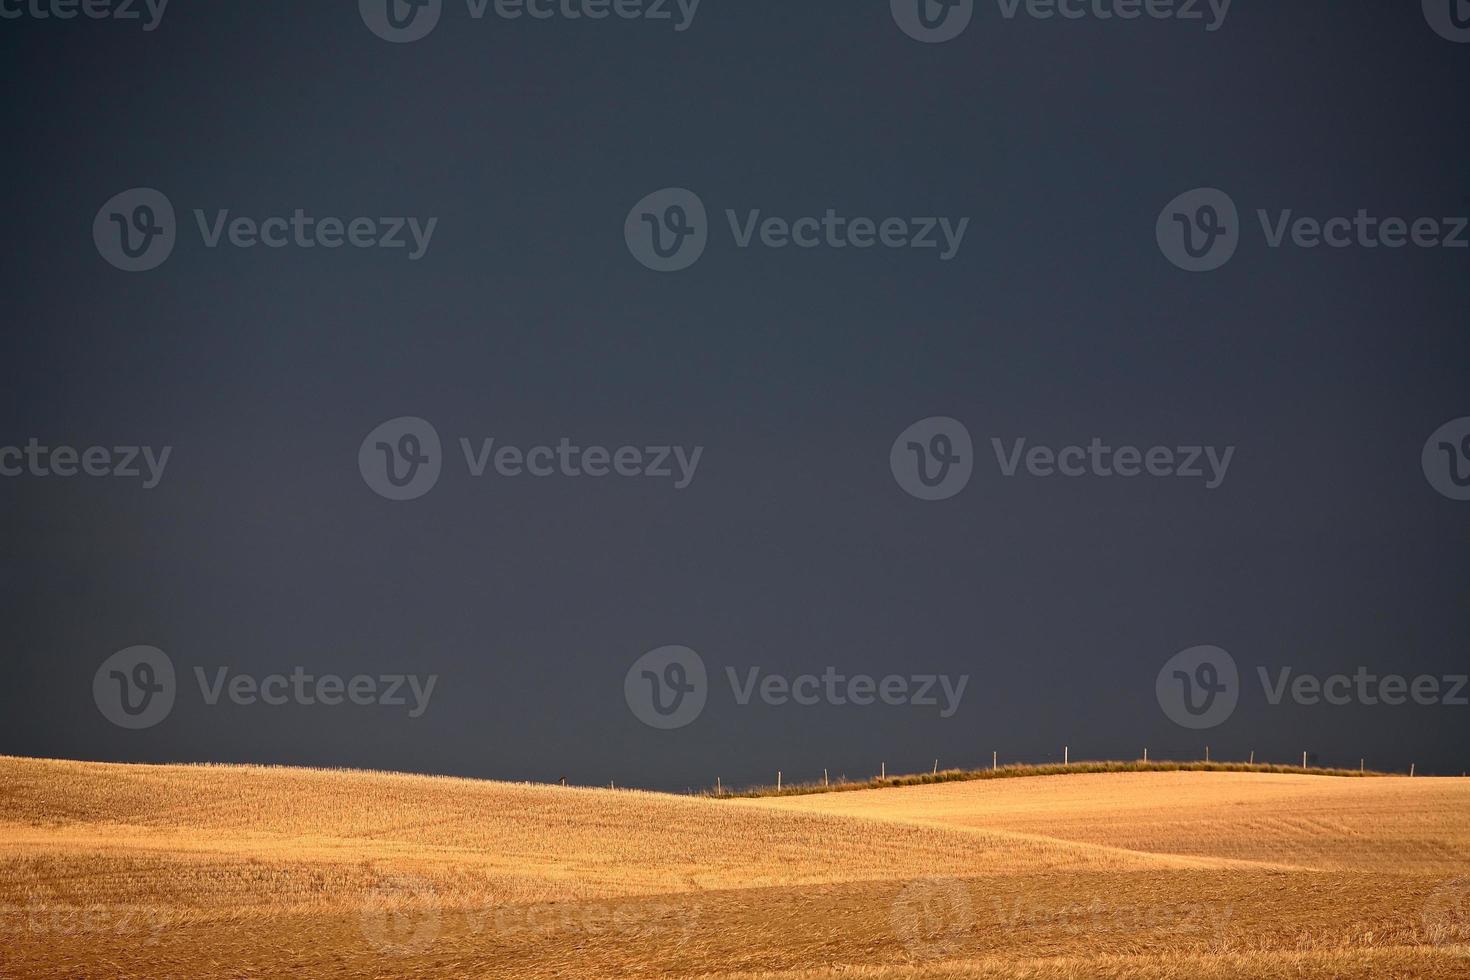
left=1, top=756, right=1468, bottom=979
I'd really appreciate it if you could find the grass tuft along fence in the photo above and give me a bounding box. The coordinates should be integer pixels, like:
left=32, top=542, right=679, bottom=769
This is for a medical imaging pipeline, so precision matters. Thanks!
left=711, top=759, right=1390, bottom=799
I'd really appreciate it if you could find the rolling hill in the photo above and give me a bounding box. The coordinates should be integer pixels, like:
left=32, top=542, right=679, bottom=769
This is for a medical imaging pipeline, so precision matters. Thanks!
left=1, top=756, right=1467, bottom=978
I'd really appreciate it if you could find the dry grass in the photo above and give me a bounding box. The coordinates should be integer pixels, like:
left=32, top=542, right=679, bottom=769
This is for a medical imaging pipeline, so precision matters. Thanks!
left=1, top=756, right=1468, bottom=979
left=744, top=770, right=1470, bottom=873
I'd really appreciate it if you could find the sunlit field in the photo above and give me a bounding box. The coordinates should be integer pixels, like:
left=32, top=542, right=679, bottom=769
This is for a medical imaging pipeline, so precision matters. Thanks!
left=2, top=756, right=1468, bottom=978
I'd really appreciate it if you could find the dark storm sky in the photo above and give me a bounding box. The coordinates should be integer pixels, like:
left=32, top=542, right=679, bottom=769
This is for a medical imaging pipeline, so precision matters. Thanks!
left=1, top=1, right=1466, bottom=791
